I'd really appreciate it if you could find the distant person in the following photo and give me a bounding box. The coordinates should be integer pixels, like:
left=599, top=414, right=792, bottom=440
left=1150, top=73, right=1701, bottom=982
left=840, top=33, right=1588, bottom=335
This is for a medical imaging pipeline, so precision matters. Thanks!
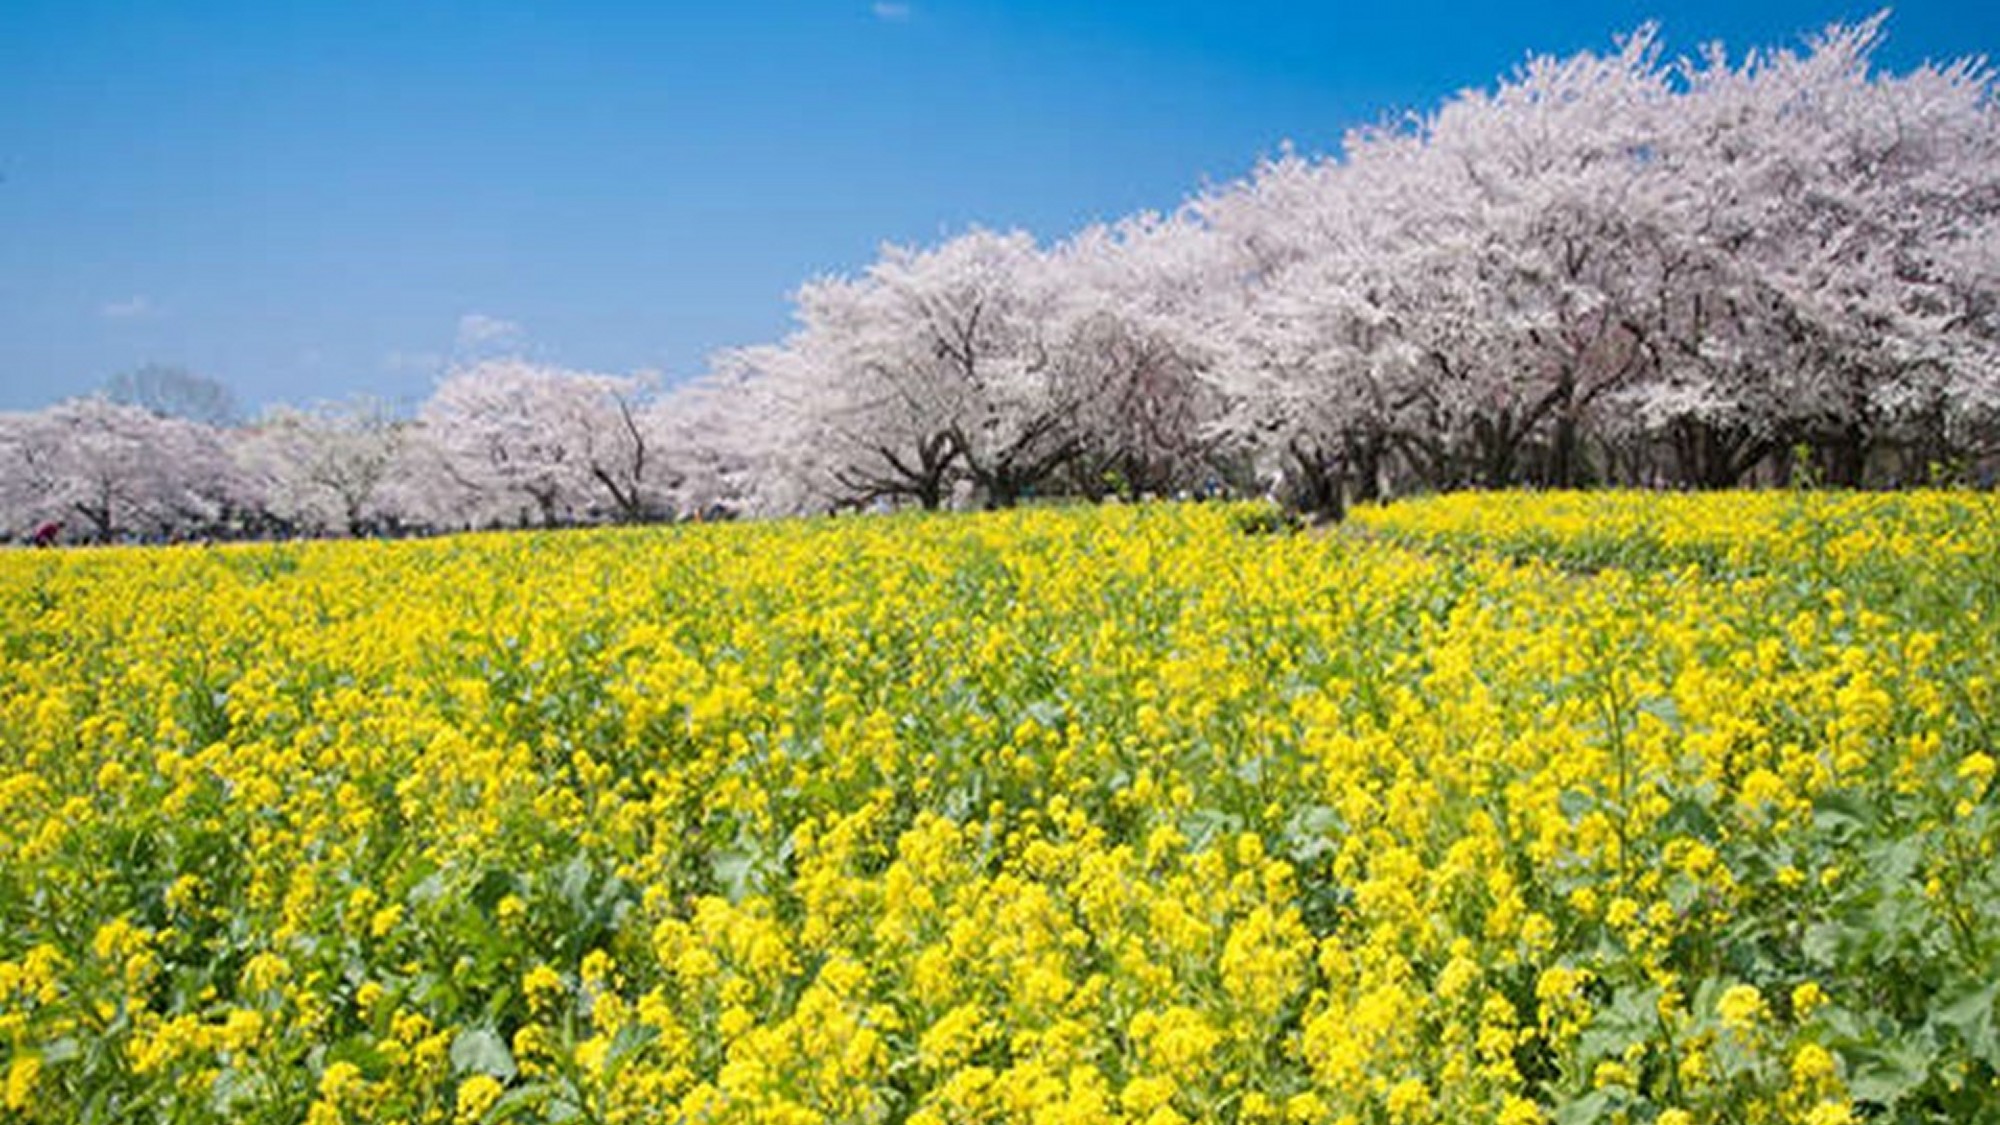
left=30, top=520, right=62, bottom=548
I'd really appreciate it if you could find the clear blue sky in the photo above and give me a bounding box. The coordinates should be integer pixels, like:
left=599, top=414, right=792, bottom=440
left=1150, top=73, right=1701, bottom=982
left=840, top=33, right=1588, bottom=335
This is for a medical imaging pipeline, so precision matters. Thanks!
left=2, top=1, right=1993, bottom=414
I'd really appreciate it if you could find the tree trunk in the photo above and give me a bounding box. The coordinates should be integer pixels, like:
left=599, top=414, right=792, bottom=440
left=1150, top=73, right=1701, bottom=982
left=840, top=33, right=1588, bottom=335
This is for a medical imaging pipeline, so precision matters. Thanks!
left=1547, top=411, right=1585, bottom=489
left=1283, top=443, right=1346, bottom=522
left=1821, top=422, right=1868, bottom=488
left=1473, top=414, right=1520, bottom=489
left=1344, top=430, right=1386, bottom=503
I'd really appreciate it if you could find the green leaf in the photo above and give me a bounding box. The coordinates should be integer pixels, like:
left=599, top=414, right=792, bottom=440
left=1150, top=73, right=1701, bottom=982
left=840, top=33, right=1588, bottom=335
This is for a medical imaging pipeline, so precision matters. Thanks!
left=1552, top=1088, right=1623, bottom=1125
left=600, top=1023, right=660, bottom=1084
left=1843, top=1040, right=1933, bottom=1108
left=558, top=855, right=593, bottom=910
left=472, top=867, right=522, bottom=913
left=207, top=1065, right=260, bottom=1114
left=1801, top=921, right=1848, bottom=967
left=1232, top=755, right=1266, bottom=786
left=1578, top=985, right=1659, bottom=1063
left=711, top=847, right=759, bottom=902
left=1933, top=979, right=2000, bottom=1066
left=1869, top=836, right=1926, bottom=888
left=1179, top=807, right=1239, bottom=848
left=1657, top=796, right=1717, bottom=840
left=489, top=1082, right=552, bottom=1122
left=451, top=1028, right=518, bottom=1081
left=1811, top=792, right=1877, bottom=835
left=1281, top=803, right=1341, bottom=864
left=1558, top=789, right=1596, bottom=820
left=1636, top=695, right=1681, bottom=727
left=1664, top=872, right=1702, bottom=913
left=407, top=870, right=450, bottom=908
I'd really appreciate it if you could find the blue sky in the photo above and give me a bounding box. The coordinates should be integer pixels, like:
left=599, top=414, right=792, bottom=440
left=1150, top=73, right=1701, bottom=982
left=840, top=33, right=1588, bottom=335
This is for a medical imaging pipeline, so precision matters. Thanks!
left=3, top=1, right=1994, bottom=414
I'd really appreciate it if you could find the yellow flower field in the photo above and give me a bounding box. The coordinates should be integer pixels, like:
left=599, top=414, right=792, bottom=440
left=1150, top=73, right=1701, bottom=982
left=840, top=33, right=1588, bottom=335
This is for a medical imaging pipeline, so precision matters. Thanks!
left=2, top=494, right=1996, bottom=1124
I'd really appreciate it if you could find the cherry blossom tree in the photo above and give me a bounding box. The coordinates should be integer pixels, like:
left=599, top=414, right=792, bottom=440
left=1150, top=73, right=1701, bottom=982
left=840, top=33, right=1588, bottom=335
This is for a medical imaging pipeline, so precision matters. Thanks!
left=1629, top=17, right=2000, bottom=485
left=682, top=348, right=845, bottom=517
left=1045, top=213, right=1233, bottom=499
left=413, top=360, right=665, bottom=527
left=1196, top=15, right=1999, bottom=497
left=1197, top=148, right=1428, bottom=510
left=234, top=398, right=409, bottom=535
left=0, top=397, right=240, bottom=542
left=746, top=228, right=1096, bottom=510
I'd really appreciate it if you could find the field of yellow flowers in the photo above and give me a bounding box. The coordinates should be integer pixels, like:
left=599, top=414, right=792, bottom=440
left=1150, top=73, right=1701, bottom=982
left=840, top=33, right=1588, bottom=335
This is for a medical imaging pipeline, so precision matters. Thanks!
left=2, top=493, right=1996, bottom=1124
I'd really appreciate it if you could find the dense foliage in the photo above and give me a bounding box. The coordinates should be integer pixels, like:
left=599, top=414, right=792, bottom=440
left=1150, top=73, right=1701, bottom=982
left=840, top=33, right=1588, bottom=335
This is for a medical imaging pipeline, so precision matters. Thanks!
left=3, top=492, right=1996, bottom=1123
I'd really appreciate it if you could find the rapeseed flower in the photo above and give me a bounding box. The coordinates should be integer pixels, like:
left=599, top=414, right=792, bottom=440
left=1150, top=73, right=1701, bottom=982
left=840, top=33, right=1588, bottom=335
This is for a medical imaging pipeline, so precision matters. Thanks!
left=1718, top=984, right=1767, bottom=1033
left=1, top=494, right=1993, bottom=1122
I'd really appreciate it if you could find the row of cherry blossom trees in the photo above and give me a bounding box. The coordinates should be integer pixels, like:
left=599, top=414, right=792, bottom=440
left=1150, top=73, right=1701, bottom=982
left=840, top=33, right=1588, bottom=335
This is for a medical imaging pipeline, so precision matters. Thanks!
left=703, top=16, right=2000, bottom=516
left=5, top=16, right=1997, bottom=541
left=0, top=365, right=736, bottom=542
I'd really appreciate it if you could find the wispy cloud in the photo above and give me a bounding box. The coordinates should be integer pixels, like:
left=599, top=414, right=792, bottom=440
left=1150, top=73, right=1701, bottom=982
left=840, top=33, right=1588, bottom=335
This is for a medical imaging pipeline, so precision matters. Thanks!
left=383, top=349, right=446, bottom=375
left=871, top=2, right=913, bottom=22
left=390, top=313, right=528, bottom=378
left=99, top=295, right=158, bottom=320
left=455, top=312, right=525, bottom=353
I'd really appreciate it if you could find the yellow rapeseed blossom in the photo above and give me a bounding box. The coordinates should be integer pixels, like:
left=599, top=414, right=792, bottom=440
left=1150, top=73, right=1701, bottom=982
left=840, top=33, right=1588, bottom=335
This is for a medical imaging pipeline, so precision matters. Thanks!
left=454, top=1074, right=505, bottom=1123
left=1, top=493, right=1993, bottom=1123
left=5, top=1055, right=40, bottom=1112
left=1960, top=752, right=1996, bottom=788
left=523, top=964, right=566, bottom=1013
left=1718, top=985, right=1767, bottom=1033
left=1791, top=1042, right=1839, bottom=1088
left=1792, top=982, right=1827, bottom=1020
left=1801, top=1101, right=1856, bottom=1125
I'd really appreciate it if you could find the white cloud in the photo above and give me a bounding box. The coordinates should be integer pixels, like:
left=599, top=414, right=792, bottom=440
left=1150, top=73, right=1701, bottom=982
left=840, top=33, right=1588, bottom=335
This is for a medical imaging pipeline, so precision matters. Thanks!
left=871, top=2, right=912, bottom=21
left=99, top=295, right=157, bottom=320
left=383, top=349, right=446, bottom=375
left=455, top=312, right=525, bottom=353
